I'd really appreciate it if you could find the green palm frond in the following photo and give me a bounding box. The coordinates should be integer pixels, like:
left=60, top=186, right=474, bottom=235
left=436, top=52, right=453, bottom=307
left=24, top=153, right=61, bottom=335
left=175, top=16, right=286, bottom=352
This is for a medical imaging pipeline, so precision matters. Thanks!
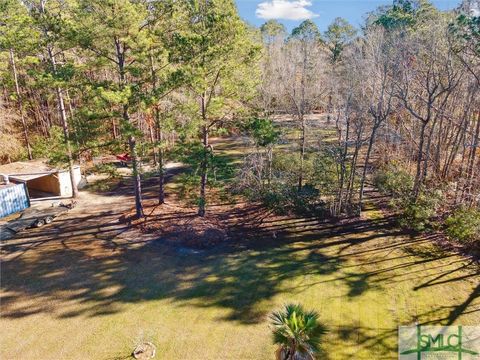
left=269, top=303, right=327, bottom=357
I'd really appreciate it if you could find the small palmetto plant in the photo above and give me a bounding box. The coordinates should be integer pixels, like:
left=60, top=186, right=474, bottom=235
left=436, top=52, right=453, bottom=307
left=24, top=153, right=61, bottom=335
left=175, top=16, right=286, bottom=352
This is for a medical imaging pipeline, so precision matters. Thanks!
left=270, top=304, right=327, bottom=360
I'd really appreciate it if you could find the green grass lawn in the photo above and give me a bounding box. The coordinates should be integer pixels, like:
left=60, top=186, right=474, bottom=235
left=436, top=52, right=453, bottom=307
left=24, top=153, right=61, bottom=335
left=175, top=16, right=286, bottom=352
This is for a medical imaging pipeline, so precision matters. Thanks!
left=1, top=130, right=479, bottom=359
left=1, top=203, right=478, bottom=359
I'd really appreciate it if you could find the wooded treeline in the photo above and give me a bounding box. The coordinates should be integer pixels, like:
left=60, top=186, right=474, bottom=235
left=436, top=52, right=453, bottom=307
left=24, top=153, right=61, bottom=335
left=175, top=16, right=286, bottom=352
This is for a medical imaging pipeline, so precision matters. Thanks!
left=1, top=0, right=260, bottom=218
left=1, top=0, right=479, bottom=242
left=256, top=1, right=479, bottom=213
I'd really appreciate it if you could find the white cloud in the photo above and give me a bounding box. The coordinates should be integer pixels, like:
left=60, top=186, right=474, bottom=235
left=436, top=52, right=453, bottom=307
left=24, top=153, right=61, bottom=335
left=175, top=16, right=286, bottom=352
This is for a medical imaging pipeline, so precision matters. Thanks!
left=471, top=5, right=480, bottom=16
left=256, top=0, right=319, bottom=21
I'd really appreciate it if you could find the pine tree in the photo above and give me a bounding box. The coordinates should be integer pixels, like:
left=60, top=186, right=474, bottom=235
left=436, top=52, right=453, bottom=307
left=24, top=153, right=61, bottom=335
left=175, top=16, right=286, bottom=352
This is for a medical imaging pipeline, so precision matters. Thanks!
left=170, top=0, right=260, bottom=216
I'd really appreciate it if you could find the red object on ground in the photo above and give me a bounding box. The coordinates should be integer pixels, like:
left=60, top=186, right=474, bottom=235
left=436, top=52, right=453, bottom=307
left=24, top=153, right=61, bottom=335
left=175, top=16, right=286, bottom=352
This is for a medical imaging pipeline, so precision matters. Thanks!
left=116, top=153, right=131, bottom=162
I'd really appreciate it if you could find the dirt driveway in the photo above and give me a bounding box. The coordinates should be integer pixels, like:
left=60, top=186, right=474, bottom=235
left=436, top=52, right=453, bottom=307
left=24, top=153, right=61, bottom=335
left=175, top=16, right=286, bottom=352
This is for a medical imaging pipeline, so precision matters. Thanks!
left=0, top=162, right=187, bottom=258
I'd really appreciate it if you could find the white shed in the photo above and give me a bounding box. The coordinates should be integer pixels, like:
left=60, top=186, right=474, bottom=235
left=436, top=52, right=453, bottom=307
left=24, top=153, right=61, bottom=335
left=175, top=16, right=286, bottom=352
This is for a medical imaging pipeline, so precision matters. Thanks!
left=0, top=160, right=82, bottom=199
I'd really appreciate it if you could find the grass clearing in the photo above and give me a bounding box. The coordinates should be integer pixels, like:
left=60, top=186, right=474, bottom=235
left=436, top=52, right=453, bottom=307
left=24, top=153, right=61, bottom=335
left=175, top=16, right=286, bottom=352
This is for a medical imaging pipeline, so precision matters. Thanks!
left=1, top=130, right=479, bottom=360
left=1, top=195, right=478, bottom=359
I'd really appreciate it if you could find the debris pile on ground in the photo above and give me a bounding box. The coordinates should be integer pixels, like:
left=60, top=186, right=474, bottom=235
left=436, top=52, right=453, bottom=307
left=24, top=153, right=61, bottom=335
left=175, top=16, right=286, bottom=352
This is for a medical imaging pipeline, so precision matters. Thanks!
left=133, top=342, right=156, bottom=359
left=121, top=199, right=291, bottom=249
left=124, top=202, right=229, bottom=249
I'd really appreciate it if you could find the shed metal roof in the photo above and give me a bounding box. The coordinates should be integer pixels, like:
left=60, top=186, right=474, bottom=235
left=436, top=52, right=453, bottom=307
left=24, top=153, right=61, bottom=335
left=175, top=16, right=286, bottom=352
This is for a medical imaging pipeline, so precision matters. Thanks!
left=0, top=161, right=79, bottom=179
left=9, top=173, right=54, bottom=182
left=0, top=160, right=55, bottom=174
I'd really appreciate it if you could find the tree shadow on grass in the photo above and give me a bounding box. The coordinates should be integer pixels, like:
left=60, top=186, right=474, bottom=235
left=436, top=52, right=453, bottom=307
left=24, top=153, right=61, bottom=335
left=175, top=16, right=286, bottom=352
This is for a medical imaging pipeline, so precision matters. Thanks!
left=1, top=196, right=479, bottom=358
left=1, top=206, right=393, bottom=322
left=1, top=223, right=345, bottom=323
left=336, top=325, right=397, bottom=358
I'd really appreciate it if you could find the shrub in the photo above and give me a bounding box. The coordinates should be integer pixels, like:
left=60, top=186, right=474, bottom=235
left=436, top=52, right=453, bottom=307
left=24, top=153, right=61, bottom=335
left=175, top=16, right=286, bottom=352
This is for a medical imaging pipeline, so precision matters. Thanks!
left=445, top=208, right=480, bottom=245
left=261, top=184, right=327, bottom=217
left=311, top=148, right=340, bottom=196
left=374, top=163, right=414, bottom=199
left=271, top=153, right=302, bottom=186
left=374, top=163, right=445, bottom=232
left=398, top=190, right=443, bottom=232
left=239, top=149, right=337, bottom=217
left=243, top=117, right=280, bottom=147
left=271, top=152, right=323, bottom=189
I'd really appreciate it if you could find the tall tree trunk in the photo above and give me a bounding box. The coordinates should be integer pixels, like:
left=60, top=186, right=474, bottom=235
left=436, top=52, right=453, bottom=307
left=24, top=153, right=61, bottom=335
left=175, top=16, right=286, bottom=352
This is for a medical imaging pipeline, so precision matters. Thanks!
left=156, top=107, right=165, bottom=204
left=9, top=49, right=33, bottom=160
left=442, top=113, right=466, bottom=179
left=65, top=90, right=79, bottom=147
left=149, top=123, right=158, bottom=166
left=128, top=133, right=143, bottom=218
left=326, top=93, right=333, bottom=124
left=116, top=39, right=143, bottom=218
left=359, top=124, right=379, bottom=208
left=298, top=43, right=307, bottom=192
left=149, top=53, right=165, bottom=204
left=267, top=146, right=273, bottom=186
left=123, top=104, right=143, bottom=218
left=112, top=119, right=118, bottom=139
left=298, top=115, right=306, bottom=191
left=199, top=124, right=208, bottom=217
left=198, top=90, right=209, bottom=217
left=464, top=111, right=480, bottom=201
left=337, top=115, right=351, bottom=214
left=347, top=125, right=363, bottom=206
left=47, top=47, right=78, bottom=198
left=421, top=113, right=441, bottom=186
left=413, top=121, right=428, bottom=199
left=433, top=115, right=446, bottom=174
left=455, top=127, right=469, bottom=205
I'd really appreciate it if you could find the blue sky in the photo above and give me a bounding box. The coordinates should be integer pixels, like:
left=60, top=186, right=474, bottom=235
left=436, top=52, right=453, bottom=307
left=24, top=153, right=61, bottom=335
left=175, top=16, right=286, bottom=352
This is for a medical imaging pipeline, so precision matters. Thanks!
left=235, top=0, right=461, bottom=32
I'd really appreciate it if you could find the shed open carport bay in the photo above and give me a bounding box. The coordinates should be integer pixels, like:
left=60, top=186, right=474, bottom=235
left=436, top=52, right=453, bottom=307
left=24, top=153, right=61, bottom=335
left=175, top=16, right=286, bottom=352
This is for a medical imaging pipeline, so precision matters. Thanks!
left=0, top=160, right=82, bottom=200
